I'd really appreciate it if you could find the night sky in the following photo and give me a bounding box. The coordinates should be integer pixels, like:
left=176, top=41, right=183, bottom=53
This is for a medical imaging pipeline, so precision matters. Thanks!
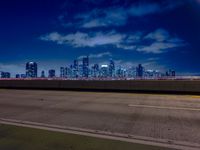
left=0, top=0, right=200, bottom=76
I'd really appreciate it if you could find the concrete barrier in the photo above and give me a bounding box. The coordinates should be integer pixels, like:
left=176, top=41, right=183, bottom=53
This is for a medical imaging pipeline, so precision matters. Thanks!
left=0, top=80, right=200, bottom=94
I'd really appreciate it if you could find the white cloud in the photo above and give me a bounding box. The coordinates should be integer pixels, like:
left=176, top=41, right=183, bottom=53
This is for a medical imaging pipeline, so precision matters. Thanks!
left=137, top=42, right=183, bottom=54
left=116, top=44, right=136, bottom=50
left=126, top=32, right=143, bottom=43
left=40, top=28, right=186, bottom=54
left=75, top=1, right=185, bottom=28
left=128, top=3, right=160, bottom=16
left=40, top=32, right=63, bottom=44
left=145, top=28, right=170, bottom=42
left=137, top=28, right=186, bottom=53
left=40, top=31, right=125, bottom=47
left=77, top=7, right=128, bottom=28
left=116, top=29, right=185, bottom=53
left=78, top=7, right=127, bottom=28
left=78, top=52, right=112, bottom=59
left=89, top=52, right=112, bottom=58
left=82, top=19, right=106, bottom=28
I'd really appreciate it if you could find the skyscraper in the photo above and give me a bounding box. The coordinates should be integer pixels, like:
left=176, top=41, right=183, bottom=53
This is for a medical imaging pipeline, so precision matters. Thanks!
left=172, top=70, right=176, bottom=77
left=127, top=67, right=136, bottom=78
left=136, top=64, right=144, bottom=78
left=41, top=70, right=45, bottom=78
left=116, top=68, right=126, bottom=78
left=26, top=62, right=37, bottom=78
left=16, top=74, right=20, bottom=78
left=109, top=59, right=115, bottom=77
left=82, top=56, right=89, bottom=78
left=91, top=64, right=99, bottom=78
left=100, top=65, right=109, bottom=78
left=48, top=69, right=56, bottom=78
left=60, top=67, right=65, bottom=78
left=0, top=72, right=11, bottom=78
left=73, top=59, right=79, bottom=78
left=166, top=69, right=176, bottom=77
left=21, top=74, right=26, bottom=78
left=65, top=67, right=72, bottom=78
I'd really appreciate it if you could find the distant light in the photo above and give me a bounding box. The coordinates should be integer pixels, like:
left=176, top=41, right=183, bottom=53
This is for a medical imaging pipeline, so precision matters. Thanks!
left=101, top=65, right=108, bottom=67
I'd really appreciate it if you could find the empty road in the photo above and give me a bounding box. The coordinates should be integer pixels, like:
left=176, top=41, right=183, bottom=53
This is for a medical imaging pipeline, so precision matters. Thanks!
left=0, top=89, right=200, bottom=149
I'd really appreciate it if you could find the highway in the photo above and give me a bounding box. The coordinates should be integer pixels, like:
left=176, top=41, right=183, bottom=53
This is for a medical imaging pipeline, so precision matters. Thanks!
left=0, top=89, right=200, bottom=149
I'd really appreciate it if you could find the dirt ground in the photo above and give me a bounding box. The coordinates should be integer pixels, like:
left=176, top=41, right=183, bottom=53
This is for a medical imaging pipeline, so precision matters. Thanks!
left=0, top=89, right=200, bottom=145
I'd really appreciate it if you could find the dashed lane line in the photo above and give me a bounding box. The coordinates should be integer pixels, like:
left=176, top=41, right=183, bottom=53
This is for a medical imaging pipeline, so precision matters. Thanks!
left=128, top=104, right=200, bottom=111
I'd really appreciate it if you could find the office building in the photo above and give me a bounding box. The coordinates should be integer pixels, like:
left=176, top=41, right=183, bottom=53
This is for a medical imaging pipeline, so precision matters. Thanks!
left=145, top=70, right=161, bottom=79
left=127, top=67, right=136, bottom=78
left=136, top=64, right=144, bottom=78
left=82, top=56, right=89, bottom=78
left=73, top=59, right=79, bottom=78
left=41, top=71, right=45, bottom=78
left=21, top=74, right=26, bottom=78
left=166, top=70, right=176, bottom=77
left=91, top=64, right=99, bottom=78
left=109, top=59, right=115, bottom=77
left=16, top=74, right=20, bottom=78
left=64, top=67, right=72, bottom=78
left=26, top=62, right=37, bottom=78
left=60, top=67, right=65, bottom=78
left=0, top=72, right=11, bottom=78
left=48, top=69, right=56, bottom=78
left=172, top=70, right=176, bottom=77
left=116, top=68, right=126, bottom=78
left=100, top=65, right=109, bottom=78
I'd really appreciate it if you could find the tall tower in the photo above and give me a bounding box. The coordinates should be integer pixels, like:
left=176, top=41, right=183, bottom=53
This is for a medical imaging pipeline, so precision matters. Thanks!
left=92, top=64, right=99, bottom=78
left=60, top=67, right=65, bottom=78
left=109, top=59, right=115, bottom=78
left=26, top=62, right=37, bottom=78
left=100, top=65, right=109, bottom=78
left=73, top=59, right=79, bottom=78
left=82, top=56, right=89, bottom=78
left=48, top=69, right=56, bottom=78
left=136, top=64, right=144, bottom=78
left=41, top=70, right=45, bottom=78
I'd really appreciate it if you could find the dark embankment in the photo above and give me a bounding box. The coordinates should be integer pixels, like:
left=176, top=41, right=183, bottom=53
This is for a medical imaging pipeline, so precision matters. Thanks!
left=0, top=79, right=200, bottom=94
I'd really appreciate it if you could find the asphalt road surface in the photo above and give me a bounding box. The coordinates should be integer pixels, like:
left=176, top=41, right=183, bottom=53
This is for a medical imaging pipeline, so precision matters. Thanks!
left=0, top=89, right=200, bottom=149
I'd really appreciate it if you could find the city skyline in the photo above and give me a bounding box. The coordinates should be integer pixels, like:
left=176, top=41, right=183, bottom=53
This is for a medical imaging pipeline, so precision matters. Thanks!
left=0, top=56, right=176, bottom=78
left=2, top=57, right=175, bottom=79
left=0, top=0, right=200, bottom=76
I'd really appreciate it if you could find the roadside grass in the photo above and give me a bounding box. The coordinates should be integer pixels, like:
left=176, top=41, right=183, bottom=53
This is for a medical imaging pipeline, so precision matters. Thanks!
left=0, top=124, right=175, bottom=150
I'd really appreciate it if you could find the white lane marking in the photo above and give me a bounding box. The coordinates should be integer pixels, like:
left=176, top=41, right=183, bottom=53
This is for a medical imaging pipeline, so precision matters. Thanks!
left=128, top=104, right=200, bottom=111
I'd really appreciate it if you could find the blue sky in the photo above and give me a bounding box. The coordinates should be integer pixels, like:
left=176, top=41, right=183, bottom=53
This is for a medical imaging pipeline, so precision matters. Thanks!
left=0, top=0, right=200, bottom=76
